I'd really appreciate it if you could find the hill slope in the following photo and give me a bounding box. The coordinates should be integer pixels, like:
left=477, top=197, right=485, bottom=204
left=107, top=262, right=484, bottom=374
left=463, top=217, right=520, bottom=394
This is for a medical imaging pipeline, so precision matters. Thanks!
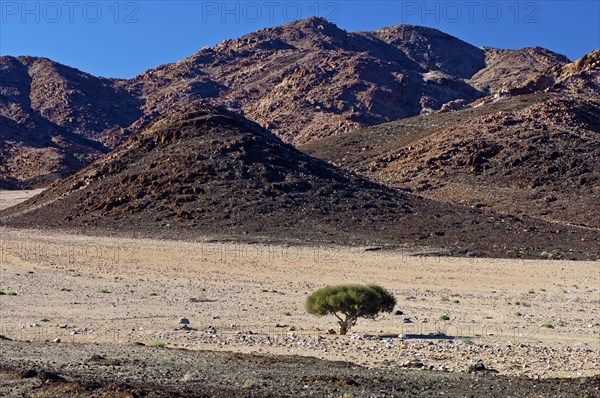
left=2, top=103, right=598, bottom=259
left=0, top=56, right=141, bottom=188
left=302, top=88, right=600, bottom=228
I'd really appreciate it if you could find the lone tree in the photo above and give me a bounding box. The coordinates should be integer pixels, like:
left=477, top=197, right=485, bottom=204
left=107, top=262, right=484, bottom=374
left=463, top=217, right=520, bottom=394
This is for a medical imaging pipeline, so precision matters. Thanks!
left=305, top=284, right=396, bottom=335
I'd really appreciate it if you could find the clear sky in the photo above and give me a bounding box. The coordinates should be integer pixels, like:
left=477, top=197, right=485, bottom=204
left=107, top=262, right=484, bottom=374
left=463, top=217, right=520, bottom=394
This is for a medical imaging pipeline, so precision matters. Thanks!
left=1, top=1, right=598, bottom=79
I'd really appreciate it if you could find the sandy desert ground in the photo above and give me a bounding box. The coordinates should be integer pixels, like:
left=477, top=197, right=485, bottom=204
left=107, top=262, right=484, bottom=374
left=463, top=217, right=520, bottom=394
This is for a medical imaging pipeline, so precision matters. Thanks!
left=0, top=190, right=44, bottom=211
left=0, top=190, right=599, bottom=396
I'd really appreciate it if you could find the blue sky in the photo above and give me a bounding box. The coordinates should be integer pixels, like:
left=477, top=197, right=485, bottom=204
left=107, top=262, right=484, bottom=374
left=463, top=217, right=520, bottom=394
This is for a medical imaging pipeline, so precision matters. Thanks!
left=1, top=1, right=598, bottom=79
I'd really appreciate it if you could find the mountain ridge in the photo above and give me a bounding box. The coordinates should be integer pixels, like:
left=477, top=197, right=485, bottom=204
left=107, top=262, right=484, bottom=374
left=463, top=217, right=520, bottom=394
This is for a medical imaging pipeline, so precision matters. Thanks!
left=0, top=17, right=577, bottom=188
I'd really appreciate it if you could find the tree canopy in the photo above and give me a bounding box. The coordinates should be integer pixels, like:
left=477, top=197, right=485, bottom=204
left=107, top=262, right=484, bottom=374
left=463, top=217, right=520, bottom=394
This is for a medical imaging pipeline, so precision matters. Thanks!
left=305, top=284, right=396, bottom=334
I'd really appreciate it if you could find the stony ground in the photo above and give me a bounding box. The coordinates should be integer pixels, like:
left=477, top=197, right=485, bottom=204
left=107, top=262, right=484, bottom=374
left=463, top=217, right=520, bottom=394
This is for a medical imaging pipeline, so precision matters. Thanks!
left=1, top=228, right=598, bottom=385
left=1, top=339, right=599, bottom=397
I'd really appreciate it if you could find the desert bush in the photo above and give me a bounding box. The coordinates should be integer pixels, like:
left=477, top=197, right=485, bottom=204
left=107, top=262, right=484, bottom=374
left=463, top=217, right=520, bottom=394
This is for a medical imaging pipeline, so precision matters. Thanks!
left=305, top=284, right=396, bottom=335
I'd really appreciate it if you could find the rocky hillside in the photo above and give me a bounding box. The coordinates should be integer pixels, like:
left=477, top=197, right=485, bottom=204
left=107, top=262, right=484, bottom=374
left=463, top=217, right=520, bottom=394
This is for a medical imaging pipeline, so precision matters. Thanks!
left=468, top=47, right=569, bottom=94
left=0, top=18, right=573, bottom=188
left=0, top=56, right=141, bottom=188
left=302, top=87, right=600, bottom=228
left=127, top=18, right=489, bottom=144
left=2, top=103, right=598, bottom=259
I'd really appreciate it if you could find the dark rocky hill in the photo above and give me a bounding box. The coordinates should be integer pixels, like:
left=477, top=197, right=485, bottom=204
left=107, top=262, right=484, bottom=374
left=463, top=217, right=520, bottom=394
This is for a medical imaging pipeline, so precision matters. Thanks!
left=2, top=103, right=598, bottom=260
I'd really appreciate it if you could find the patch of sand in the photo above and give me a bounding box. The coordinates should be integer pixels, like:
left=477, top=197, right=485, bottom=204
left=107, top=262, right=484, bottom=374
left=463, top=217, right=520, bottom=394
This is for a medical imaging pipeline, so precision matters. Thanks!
left=0, top=190, right=44, bottom=210
left=0, top=228, right=598, bottom=378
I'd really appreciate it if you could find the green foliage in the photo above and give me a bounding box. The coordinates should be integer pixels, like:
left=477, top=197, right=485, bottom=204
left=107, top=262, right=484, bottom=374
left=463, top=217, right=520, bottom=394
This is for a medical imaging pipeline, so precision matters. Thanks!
left=149, top=340, right=166, bottom=347
left=439, top=314, right=451, bottom=321
left=305, top=284, right=396, bottom=335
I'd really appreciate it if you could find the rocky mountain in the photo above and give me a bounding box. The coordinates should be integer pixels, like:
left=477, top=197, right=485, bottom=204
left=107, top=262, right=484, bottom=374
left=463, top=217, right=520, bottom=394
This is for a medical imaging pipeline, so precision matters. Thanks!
left=0, top=56, right=141, bottom=188
left=0, top=18, right=574, bottom=188
left=549, top=49, right=600, bottom=97
left=2, top=103, right=598, bottom=259
left=127, top=18, right=489, bottom=144
left=302, top=86, right=600, bottom=228
left=468, top=47, right=569, bottom=94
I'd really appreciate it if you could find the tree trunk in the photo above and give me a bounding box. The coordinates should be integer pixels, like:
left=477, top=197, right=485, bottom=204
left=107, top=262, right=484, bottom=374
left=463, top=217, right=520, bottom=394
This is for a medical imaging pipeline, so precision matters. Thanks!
left=339, top=314, right=356, bottom=335
left=339, top=321, right=349, bottom=335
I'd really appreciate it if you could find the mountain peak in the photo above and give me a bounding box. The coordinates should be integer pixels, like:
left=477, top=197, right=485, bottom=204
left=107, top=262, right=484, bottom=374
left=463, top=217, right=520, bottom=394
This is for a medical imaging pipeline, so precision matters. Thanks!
left=368, top=23, right=485, bottom=78
left=259, top=17, right=350, bottom=50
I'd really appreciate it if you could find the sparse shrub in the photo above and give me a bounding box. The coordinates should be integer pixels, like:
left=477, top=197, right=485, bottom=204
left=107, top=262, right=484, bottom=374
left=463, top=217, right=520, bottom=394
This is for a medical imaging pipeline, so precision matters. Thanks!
left=453, top=299, right=460, bottom=304
left=149, top=292, right=158, bottom=296
left=149, top=340, right=166, bottom=347
left=99, top=289, right=110, bottom=294
left=305, top=284, right=396, bottom=335
left=462, top=338, right=474, bottom=345
left=40, top=317, right=49, bottom=322
left=6, top=291, right=17, bottom=296
left=528, top=289, right=535, bottom=294
left=439, top=314, right=451, bottom=321
left=284, top=311, right=292, bottom=316
left=542, top=323, right=554, bottom=329
left=60, top=287, right=71, bottom=292
left=514, top=312, right=522, bottom=316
